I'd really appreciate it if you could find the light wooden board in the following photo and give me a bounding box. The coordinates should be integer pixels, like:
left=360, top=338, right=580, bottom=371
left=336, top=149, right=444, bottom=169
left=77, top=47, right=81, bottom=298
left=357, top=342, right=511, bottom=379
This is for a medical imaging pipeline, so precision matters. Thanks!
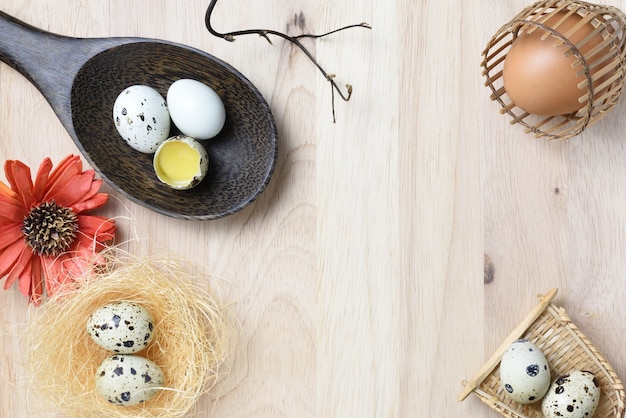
left=1, top=0, right=625, bottom=416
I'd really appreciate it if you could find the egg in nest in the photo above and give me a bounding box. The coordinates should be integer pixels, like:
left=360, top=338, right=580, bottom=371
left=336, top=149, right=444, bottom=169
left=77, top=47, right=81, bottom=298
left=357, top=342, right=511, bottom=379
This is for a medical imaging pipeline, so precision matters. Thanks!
left=95, top=354, right=165, bottom=406
left=86, top=301, right=155, bottom=354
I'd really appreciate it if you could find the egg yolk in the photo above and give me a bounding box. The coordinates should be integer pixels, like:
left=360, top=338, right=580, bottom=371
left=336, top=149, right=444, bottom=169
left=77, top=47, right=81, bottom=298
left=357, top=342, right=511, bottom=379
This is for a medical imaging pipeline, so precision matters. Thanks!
left=157, top=141, right=199, bottom=182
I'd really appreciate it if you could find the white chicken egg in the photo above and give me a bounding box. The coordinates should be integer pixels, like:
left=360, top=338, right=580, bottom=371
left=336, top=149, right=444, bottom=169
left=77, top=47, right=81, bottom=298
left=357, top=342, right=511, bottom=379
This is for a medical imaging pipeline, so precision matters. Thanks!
left=113, top=85, right=171, bottom=153
left=500, top=339, right=551, bottom=404
left=86, top=301, right=155, bottom=354
left=95, top=354, right=165, bottom=406
left=166, top=78, right=226, bottom=140
left=542, top=370, right=600, bottom=418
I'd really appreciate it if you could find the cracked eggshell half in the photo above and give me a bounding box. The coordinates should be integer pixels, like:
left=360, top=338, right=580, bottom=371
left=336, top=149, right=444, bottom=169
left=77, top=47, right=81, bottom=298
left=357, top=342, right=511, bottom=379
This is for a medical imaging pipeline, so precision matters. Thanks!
left=153, top=135, right=209, bottom=190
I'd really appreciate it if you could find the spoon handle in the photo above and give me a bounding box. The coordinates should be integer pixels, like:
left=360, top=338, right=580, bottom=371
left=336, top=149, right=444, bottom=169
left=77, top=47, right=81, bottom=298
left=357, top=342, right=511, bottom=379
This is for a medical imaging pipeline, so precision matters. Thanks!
left=0, top=11, right=95, bottom=138
left=0, top=12, right=83, bottom=95
left=0, top=11, right=137, bottom=141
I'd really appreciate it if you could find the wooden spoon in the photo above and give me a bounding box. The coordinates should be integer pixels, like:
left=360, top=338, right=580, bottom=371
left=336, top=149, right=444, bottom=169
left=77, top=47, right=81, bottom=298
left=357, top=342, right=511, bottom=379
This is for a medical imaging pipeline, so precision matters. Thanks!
left=0, top=11, right=278, bottom=220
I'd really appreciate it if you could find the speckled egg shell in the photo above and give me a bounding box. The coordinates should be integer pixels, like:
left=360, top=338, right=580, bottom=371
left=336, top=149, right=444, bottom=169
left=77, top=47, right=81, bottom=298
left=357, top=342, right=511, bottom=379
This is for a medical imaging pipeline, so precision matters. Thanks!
left=542, top=370, right=601, bottom=418
left=95, top=354, right=165, bottom=406
left=86, top=301, right=155, bottom=354
left=500, top=339, right=551, bottom=404
left=113, top=85, right=171, bottom=153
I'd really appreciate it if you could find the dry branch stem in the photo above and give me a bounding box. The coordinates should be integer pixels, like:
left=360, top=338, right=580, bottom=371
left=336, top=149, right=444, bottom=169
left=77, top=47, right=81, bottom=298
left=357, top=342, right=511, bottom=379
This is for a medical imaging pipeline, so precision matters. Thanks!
left=205, top=0, right=370, bottom=122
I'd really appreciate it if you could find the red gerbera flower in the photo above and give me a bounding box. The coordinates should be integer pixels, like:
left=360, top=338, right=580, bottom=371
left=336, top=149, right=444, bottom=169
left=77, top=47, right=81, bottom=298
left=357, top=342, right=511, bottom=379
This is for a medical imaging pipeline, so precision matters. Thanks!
left=0, top=155, right=116, bottom=305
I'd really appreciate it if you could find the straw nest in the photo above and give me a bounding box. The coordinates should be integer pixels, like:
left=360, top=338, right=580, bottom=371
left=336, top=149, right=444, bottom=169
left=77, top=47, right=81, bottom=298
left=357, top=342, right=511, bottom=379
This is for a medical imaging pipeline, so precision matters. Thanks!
left=24, top=254, right=234, bottom=418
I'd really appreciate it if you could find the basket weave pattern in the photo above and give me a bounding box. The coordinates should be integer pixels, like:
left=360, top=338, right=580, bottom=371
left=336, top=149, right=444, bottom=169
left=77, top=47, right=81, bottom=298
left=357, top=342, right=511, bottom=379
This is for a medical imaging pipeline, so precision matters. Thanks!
left=481, top=0, right=626, bottom=140
left=460, top=290, right=625, bottom=417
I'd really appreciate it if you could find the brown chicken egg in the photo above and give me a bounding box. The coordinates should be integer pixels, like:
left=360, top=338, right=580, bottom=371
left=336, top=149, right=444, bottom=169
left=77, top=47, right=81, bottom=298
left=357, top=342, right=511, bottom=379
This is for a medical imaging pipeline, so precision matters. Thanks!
left=503, top=11, right=613, bottom=116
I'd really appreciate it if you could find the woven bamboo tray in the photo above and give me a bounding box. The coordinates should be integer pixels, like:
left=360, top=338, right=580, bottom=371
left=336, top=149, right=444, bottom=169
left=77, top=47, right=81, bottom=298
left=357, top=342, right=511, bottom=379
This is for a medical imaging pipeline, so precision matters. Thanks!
left=458, top=288, right=625, bottom=417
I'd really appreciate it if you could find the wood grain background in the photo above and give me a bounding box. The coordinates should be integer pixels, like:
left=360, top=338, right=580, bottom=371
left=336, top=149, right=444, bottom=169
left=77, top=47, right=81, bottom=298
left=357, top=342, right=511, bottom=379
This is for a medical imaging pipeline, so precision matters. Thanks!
left=1, top=0, right=626, bottom=416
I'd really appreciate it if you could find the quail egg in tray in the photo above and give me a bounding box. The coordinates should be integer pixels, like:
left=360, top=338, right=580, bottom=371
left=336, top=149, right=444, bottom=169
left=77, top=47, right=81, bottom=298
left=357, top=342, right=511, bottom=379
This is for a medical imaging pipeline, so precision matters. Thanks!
left=458, top=289, right=626, bottom=417
left=71, top=42, right=278, bottom=220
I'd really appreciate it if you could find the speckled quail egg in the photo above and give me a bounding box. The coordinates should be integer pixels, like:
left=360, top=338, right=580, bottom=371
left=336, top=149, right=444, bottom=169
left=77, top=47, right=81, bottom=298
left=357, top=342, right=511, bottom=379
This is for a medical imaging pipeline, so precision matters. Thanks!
left=113, top=85, right=171, bottom=153
left=542, top=370, right=601, bottom=418
left=95, top=354, right=165, bottom=406
left=86, top=301, right=155, bottom=354
left=500, top=339, right=551, bottom=404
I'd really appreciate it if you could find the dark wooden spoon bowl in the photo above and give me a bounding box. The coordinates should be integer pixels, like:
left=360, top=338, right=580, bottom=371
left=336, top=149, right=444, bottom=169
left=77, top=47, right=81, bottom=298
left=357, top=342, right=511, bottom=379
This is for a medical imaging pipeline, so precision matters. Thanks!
left=0, top=12, right=278, bottom=220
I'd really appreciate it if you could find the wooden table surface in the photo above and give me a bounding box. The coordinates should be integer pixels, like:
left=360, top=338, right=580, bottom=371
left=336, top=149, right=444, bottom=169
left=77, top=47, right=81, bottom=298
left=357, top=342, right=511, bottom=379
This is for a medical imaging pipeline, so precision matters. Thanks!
left=2, top=0, right=626, bottom=417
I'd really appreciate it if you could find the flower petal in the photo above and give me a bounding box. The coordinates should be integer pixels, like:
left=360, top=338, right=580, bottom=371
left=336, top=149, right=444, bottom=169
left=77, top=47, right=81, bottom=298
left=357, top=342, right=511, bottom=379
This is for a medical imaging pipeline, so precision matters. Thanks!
left=72, top=192, right=109, bottom=213
left=17, top=257, right=33, bottom=296
left=42, top=253, right=85, bottom=297
left=77, top=214, right=116, bottom=232
left=47, top=155, right=80, bottom=183
left=5, top=160, right=35, bottom=208
left=0, top=193, right=27, bottom=223
left=69, top=173, right=100, bottom=203
left=0, top=179, right=17, bottom=199
left=3, top=244, right=33, bottom=290
left=61, top=253, right=91, bottom=282
left=41, top=256, right=63, bottom=295
left=0, top=224, right=24, bottom=251
left=50, top=171, right=94, bottom=208
left=29, top=259, right=43, bottom=305
left=76, top=215, right=116, bottom=250
left=0, top=239, right=27, bottom=280
left=32, top=157, right=53, bottom=202
left=42, top=156, right=83, bottom=201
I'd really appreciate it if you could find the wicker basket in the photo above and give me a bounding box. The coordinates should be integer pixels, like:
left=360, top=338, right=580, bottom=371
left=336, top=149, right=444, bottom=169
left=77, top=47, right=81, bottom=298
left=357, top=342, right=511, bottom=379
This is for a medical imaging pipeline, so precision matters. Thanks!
left=458, top=289, right=625, bottom=417
left=481, top=0, right=626, bottom=140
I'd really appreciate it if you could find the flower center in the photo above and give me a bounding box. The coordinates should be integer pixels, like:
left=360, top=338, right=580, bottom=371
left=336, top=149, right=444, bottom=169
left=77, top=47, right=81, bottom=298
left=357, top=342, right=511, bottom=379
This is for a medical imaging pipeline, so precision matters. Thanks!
left=22, top=201, right=79, bottom=257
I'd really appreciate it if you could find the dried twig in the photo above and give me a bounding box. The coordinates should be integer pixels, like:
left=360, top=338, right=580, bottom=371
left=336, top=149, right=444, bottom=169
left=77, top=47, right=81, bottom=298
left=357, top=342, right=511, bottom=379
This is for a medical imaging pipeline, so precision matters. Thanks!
left=205, top=0, right=370, bottom=122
